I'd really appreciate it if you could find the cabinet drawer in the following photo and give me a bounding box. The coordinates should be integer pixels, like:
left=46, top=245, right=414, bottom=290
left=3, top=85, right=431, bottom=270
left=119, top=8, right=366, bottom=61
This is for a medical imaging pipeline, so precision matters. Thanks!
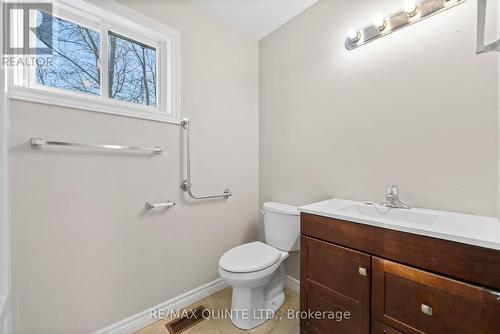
left=372, top=320, right=404, bottom=334
left=300, top=236, right=370, bottom=334
left=372, top=257, right=500, bottom=334
left=301, top=236, right=370, bottom=303
left=300, top=280, right=362, bottom=334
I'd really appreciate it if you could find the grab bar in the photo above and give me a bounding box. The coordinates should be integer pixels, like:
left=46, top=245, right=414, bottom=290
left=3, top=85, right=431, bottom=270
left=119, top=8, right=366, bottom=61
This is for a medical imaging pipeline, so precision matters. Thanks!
left=179, top=118, right=232, bottom=200
left=146, top=200, right=176, bottom=210
left=31, top=138, right=163, bottom=155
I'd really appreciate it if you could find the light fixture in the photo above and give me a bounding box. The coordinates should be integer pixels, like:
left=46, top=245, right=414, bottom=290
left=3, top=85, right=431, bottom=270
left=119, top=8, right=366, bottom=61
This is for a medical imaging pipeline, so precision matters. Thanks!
left=345, top=0, right=465, bottom=51
left=372, top=14, right=387, bottom=31
left=403, top=0, right=419, bottom=17
left=347, top=29, right=360, bottom=42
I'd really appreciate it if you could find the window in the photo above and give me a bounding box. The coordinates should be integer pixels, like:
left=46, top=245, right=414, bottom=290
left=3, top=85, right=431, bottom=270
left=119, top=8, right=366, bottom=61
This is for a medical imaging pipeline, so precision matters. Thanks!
left=36, top=11, right=101, bottom=96
left=8, top=0, right=180, bottom=123
left=108, top=32, right=157, bottom=106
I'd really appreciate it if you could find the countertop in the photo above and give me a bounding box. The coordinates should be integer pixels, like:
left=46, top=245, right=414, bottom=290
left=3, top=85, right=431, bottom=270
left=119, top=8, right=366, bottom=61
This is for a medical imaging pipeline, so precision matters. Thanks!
left=299, top=199, right=500, bottom=251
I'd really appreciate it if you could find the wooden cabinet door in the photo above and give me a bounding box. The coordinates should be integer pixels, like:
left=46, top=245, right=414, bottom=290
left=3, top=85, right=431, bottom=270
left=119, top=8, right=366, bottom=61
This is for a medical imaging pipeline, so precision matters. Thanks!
left=372, top=257, right=500, bottom=334
left=372, top=319, right=404, bottom=334
left=300, top=236, right=370, bottom=334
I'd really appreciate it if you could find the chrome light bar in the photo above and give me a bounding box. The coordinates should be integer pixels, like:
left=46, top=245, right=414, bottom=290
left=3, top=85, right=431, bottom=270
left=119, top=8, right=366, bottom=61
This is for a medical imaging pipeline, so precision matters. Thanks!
left=345, top=0, right=465, bottom=51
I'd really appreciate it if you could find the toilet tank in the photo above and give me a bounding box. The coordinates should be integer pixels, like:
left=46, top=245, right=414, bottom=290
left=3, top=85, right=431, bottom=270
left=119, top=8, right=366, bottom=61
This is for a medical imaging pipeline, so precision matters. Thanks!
left=263, top=202, right=300, bottom=251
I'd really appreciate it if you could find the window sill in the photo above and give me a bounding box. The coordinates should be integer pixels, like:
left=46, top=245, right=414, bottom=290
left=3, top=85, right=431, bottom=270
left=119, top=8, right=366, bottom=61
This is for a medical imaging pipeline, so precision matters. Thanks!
left=8, top=86, right=180, bottom=125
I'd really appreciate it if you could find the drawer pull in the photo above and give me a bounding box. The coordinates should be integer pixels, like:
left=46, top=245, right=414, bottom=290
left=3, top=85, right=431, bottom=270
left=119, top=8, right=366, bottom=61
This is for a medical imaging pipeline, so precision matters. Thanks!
left=421, top=304, right=433, bottom=316
left=490, top=291, right=500, bottom=301
left=359, top=267, right=367, bottom=276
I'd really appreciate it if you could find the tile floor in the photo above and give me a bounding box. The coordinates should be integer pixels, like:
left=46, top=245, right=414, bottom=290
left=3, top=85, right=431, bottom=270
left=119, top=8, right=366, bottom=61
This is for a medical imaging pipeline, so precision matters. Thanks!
left=136, top=288, right=300, bottom=334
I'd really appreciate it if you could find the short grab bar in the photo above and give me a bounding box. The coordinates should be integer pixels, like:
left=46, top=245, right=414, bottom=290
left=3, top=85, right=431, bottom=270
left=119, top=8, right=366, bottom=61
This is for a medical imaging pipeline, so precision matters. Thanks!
left=179, top=118, right=232, bottom=200
left=146, top=200, right=176, bottom=210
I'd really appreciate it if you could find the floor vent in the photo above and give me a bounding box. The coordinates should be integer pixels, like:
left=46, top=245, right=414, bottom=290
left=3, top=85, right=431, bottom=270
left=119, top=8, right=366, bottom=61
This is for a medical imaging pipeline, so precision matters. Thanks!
left=165, top=306, right=206, bottom=334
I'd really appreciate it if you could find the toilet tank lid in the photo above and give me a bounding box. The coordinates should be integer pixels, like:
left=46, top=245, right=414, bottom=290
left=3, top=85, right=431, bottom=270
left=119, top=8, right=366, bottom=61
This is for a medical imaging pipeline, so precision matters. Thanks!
left=263, top=202, right=299, bottom=216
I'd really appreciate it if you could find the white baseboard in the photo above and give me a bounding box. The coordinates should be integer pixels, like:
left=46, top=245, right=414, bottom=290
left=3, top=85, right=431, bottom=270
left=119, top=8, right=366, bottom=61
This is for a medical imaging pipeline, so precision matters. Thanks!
left=0, top=296, right=10, bottom=334
left=94, top=278, right=228, bottom=334
left=286, top=275, right=300, bottom=293
left=95, top=275, right=299, bottom=334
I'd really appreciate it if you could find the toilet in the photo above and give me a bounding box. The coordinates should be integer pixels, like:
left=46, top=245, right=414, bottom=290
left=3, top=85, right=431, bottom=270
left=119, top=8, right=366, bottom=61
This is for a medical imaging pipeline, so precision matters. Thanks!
left=218, top=202, right=300, bottom=330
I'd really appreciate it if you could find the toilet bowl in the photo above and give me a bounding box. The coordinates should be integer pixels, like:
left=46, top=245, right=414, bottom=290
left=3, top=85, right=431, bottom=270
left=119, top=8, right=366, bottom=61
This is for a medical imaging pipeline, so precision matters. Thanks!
left=218, top=202, right=300, bottom=330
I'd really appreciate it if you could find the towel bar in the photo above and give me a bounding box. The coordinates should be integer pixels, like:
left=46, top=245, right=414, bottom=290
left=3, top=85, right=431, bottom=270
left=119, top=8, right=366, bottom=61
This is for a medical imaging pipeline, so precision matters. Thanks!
left=31, top=138, right=164, bottom=155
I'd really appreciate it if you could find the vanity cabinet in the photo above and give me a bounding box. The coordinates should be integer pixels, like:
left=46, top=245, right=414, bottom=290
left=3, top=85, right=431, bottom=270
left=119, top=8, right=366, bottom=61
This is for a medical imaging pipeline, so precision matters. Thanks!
left=300, top=213, right=500, bottom=334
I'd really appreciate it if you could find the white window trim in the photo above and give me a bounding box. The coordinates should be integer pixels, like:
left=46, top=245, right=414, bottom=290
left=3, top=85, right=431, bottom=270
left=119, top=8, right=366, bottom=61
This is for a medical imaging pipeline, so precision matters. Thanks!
left=7, top=0, right=181, bottom=124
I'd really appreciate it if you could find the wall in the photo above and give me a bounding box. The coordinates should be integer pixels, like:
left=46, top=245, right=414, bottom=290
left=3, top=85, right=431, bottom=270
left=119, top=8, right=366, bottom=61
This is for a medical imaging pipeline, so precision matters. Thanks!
left=260, top=0, right=498, bottom=280
left=9, top=1, right=258, bottom=332
left=0, top=3, right=12, bottom=333
left=498, top=1, right=500, bottom=218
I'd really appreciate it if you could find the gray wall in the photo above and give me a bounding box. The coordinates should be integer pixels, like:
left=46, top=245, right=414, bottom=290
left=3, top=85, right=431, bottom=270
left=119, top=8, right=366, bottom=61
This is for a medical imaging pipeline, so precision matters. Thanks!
left=10, top=1, right=258, bottom=333
left=259, top=0, right=498, bottom=280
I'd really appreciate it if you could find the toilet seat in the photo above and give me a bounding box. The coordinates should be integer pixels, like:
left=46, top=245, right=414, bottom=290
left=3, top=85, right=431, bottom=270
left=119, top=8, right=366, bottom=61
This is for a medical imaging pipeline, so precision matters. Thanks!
left=219, top=241, right=281, bottom=273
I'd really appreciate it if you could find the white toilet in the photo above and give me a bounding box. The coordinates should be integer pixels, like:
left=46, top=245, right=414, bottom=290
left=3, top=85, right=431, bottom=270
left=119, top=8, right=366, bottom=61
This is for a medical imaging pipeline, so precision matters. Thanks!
left=218, top=202, right=300, bottom=330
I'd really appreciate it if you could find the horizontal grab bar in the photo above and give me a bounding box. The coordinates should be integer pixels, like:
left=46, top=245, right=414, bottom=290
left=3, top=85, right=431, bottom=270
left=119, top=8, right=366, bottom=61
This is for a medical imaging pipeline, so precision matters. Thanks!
left=180, top=180, right=232, bottom=200
left=180, top=118, right=232, bottom=200
left=146, top=200, right=176, bottom=210
left=31, top=138, right=164, bottom=155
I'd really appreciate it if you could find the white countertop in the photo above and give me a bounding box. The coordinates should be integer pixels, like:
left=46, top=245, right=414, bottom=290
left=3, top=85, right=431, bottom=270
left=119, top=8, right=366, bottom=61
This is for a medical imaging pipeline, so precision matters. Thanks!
left=299, top=199, right=500, bottom=251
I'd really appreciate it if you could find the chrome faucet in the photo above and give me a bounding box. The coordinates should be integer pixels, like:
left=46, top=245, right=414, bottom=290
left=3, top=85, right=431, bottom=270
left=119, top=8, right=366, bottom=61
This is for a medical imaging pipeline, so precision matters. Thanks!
left=382, top=185, right=410, bottom=209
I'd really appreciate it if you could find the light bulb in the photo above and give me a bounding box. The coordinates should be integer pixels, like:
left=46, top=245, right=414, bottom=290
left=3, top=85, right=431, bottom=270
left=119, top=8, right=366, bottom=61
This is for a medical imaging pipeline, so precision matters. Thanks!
left=372, top=14, right=386, bottom=31
left=403, top=0, right=419, bottom=16
left=347, top=29, right=360, bottom=42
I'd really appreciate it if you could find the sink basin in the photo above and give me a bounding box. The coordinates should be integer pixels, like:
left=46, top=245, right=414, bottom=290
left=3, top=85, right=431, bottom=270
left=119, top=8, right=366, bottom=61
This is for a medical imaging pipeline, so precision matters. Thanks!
left=337, top=204, right=441, bottom=227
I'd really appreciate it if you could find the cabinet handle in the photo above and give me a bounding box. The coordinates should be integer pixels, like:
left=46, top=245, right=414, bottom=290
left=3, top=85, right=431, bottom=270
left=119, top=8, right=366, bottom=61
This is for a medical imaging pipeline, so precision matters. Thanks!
left=358, top=267, right=367, bottom=276
left=490, top=291, right=500, bottom=301
left=421, top=304, right=433, bottom=316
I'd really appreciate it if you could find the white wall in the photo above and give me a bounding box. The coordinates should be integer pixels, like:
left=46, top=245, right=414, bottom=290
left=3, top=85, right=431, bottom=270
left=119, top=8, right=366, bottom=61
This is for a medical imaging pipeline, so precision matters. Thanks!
left=498, top=1, right=500, bottom=217
left=0, top=2, right=12, bottom=332
left=9, top=1, right=259, bottom=333
left=259, top=0, right=498, bottom=280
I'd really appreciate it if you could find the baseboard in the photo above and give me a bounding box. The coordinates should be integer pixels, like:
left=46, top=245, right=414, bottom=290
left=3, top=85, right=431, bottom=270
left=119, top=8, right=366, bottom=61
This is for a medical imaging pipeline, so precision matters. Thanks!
left=94, top=278, right=228, bottom=334
left=95, top=275, right=299, bottom=334
left=286, top=275, right=300, bottom=293
left=0, top=296, right=10, bottom=334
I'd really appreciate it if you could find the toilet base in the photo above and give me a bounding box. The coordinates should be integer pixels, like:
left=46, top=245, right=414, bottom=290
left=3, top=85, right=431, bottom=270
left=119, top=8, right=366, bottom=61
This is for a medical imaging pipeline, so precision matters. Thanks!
left=229, top=263, right=287, bottom=330
left=230, top=290, right=285, bottom=330
left=264, top=291, right=285, bottom=314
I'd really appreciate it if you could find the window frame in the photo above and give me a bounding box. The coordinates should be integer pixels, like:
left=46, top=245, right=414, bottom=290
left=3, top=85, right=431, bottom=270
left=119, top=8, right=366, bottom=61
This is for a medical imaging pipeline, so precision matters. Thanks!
left=28, top=9, right=103, bottom=98
left=105, top=27, right=160, bottom=109
left=7, top=0, right=181, bottom=124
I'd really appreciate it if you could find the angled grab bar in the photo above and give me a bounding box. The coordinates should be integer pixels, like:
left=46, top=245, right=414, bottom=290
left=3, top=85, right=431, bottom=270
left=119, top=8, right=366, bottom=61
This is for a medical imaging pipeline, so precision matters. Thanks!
left=179, top=118, right=232, bottom=200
